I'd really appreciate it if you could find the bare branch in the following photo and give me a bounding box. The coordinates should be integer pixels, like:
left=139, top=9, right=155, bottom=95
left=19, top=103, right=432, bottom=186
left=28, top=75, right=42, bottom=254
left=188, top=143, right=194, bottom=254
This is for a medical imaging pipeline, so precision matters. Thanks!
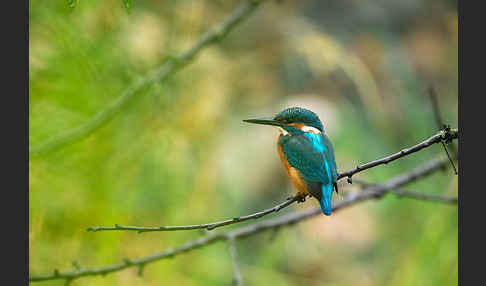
left=87, top=195, right=301, bottom=233
left=30, top=156, right=453, bottom=283
left=228, top=237, right=244, bottom=286
left=86, top=128, right=458, bottom=233
left=428, top=86, right=458, bottom=174
left=337, top=128, right=457, bottom=180
left=29, top=0, right=263, bottom=156
left=353, top=179, right=457, bottom=205
left=29, top=233, right=228, bottom=282
left=440, top=141, right=458, bottom=175
left=428, top=86, right=445, bottom=130
left=393, top=188, right=457, bottom=204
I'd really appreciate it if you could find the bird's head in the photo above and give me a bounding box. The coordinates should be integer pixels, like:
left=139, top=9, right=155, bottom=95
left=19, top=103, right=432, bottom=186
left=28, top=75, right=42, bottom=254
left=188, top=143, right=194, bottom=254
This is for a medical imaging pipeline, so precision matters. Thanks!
left=243, top=107, right=324, bottom=135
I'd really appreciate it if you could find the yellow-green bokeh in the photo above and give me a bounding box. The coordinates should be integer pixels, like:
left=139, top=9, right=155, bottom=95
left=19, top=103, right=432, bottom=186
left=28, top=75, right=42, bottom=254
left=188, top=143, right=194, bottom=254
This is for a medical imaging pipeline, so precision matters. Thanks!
left=29, top=1, right=458, bottom=285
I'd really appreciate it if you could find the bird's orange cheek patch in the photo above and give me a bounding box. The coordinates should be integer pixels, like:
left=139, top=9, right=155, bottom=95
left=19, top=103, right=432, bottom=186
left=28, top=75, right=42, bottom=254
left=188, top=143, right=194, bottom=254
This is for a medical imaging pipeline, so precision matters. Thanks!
left=289, top=123, right=305, bottom=130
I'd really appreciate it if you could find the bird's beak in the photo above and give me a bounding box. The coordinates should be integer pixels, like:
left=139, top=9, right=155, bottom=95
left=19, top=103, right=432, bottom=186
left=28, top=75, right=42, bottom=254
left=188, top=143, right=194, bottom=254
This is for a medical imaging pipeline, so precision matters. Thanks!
left=243, top=117, right=284, bottom=127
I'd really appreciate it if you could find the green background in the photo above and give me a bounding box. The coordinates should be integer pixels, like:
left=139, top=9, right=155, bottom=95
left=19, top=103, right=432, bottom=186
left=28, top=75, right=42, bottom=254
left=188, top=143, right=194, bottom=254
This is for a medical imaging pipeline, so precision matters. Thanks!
left=29, top=1, right=458, bottom=285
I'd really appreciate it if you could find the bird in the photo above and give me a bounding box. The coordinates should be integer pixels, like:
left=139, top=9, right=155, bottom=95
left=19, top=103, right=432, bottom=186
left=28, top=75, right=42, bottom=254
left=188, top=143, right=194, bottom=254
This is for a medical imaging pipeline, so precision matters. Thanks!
left=243, top=107, right=338, bottom=215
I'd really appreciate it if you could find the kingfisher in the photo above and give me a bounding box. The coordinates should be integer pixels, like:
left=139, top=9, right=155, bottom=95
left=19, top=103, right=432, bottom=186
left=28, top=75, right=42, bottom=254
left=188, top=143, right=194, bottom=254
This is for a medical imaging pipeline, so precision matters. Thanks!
left=243, top=107, right=338, bottom=215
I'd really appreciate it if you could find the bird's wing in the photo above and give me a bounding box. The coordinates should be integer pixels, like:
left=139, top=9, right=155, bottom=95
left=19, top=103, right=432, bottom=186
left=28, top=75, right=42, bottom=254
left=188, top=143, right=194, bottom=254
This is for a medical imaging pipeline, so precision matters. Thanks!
left=321, top=133, right=338, bottom=183
left=282, top=133, right=336, bottom=200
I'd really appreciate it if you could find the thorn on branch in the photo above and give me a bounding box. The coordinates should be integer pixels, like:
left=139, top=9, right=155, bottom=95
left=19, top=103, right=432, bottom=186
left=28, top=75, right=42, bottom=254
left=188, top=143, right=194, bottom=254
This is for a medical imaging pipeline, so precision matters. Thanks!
left=441, top=141, right=458, bottom=175
left=72, top=261, right=82, bottom=271
left=199, top=228, right=211, bottom=235
left=138, top=264, right=145, bottom=277
left=166, top=248, right=175, bottom=258
left=212, top=25, right=227, bottom=41
left=438, top=125, right=458, bottom=175
left=347, top=177, right=353, bottom=184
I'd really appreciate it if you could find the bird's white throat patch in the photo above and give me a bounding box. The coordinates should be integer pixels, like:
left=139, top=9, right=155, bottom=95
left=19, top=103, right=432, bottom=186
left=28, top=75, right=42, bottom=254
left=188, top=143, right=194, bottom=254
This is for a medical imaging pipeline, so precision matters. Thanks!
left=275, top=125, right=321, bottom=135
left=301, top=125, right=321, bottom=134
left=276, top=127, right=289, bottom=136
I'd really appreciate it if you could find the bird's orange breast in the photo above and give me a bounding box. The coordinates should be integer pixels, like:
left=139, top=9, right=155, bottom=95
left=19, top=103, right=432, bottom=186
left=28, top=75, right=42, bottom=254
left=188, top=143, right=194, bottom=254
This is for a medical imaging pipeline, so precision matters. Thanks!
left=276, top=135, right=311, bottom=197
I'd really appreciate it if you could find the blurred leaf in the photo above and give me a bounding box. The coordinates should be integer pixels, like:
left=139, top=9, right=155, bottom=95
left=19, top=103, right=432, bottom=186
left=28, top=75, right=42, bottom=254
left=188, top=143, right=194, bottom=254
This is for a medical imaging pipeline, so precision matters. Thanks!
left=66, top=0, right=77, bottom=9
left=122, top=0, right=132, bottom=13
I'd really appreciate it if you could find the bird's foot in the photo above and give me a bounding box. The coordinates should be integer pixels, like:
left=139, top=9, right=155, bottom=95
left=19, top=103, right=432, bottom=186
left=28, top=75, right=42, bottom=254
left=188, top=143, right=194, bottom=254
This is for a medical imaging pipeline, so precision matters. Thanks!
left=297, top=194, right=306, bottom=203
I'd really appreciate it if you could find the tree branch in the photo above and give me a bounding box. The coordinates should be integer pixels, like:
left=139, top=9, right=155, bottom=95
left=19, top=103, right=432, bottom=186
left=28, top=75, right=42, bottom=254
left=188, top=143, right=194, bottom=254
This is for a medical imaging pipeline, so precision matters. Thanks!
left=428, top=86, right=458, bottom=174
left=29, top=0, right=263, bottom=157
left=352, top=179, right=457, bottom=205
left=428, top=86, right=445, bottom=130
left=393, top=188, right=457, bottom=204
left=29, top=156, right=454, bottom=283
left=228, top=237, right=244, bottom=286
left=87, top=195, right=301, bottom=233
left=337, top=127, right=457, bottom=180
left=86, top=128, right=458, bottom=233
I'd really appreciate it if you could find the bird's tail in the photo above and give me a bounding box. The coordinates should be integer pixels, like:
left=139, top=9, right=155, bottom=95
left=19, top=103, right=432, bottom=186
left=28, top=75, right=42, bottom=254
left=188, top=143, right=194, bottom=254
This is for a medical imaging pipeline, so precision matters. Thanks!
left=319, top=183, right=334, bottom=216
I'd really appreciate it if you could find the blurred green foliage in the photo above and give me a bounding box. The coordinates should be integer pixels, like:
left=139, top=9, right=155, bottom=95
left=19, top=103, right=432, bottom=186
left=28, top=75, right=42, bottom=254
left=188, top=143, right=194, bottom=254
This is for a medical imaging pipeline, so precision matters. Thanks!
left=29, top=0, right=457, bottom=285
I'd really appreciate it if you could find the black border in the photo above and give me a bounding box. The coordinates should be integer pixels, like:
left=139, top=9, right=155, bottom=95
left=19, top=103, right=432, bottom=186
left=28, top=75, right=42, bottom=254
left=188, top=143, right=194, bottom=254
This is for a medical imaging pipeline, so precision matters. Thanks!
left=459, top=0, right=482, bottom=285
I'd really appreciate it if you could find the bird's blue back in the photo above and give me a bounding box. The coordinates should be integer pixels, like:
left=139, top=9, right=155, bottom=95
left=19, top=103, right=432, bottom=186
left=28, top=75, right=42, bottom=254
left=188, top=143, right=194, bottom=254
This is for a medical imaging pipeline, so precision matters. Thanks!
left=279, top=132, right=337, bottom=215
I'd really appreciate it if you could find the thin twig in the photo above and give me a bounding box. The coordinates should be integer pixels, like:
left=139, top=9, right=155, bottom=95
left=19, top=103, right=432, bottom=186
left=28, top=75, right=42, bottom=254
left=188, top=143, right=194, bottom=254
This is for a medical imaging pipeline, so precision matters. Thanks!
left=29, top=157, right=452, bottom=283
left=337, top=128, right=457, bottom=180
left=228, top=236, right=244, bottom=286
left=441, top=141, right=458, bottom=174
left=428, top=86, right=458, bottom=173
left=29, top=234, right=226, bottom=282
left=352, top=179, right=457, bottom=205
left=87, top=128, right=458, bottom=233
left=29, top=0, right=263, bottom=156
left=428, top=86, right=445, bottom=130
left=87, top=195, right=301, bottom=233
left=393, top=188, right=457, bottom=204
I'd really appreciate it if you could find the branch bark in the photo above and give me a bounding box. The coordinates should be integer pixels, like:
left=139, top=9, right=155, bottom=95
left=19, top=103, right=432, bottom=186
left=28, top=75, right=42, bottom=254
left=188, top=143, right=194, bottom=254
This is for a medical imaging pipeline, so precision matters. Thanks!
left=30, top=156, right=454, bottom=283
left=87, top=128, right=458, bottom=233
left=337, top=127, right=457, bottom=180
left=29, top=0, right=263, bottom=156
left=428, top=86, right=458, bottom=173
left=353, top=179, right=457, bottom=205
left=228, top=237, right=244, bottom=286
